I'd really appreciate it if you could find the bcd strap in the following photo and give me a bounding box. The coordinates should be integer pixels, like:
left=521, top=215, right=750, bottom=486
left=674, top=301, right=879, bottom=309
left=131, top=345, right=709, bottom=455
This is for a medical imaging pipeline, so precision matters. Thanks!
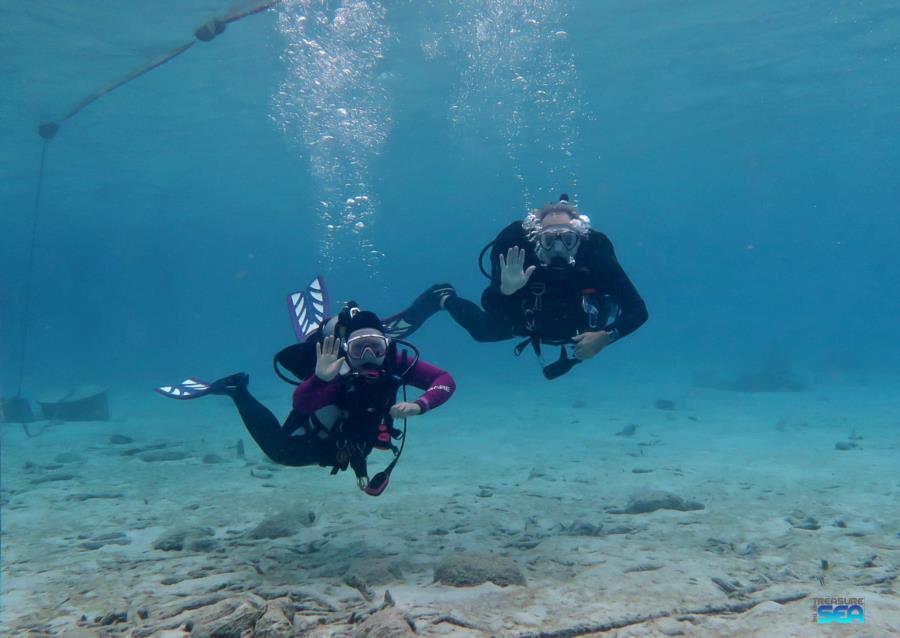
left=513, top=336, right=533, bottom=357
left=512, top=335, right=580, bottom=380
left=350, top=453, right=368, bottom=483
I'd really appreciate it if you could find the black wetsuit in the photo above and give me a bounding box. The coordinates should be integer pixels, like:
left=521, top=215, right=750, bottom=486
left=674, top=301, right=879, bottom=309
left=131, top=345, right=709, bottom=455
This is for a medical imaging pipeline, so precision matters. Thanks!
left=445, top=222, right=648, bottom=344
left=228, top=385, right=333, bottom=467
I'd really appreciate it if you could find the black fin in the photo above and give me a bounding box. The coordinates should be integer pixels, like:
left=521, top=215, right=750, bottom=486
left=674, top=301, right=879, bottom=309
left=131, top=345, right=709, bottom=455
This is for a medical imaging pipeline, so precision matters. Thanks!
left=382, top=284, right=455, bottom=339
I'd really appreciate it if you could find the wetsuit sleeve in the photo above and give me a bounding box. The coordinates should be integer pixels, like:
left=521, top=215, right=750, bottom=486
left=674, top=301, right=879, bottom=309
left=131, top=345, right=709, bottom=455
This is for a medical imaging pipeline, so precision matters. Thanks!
left=399, top=354, right=455, bottom=413
left=292, top=375, right=341, bottom=414
left=592, top=234, right=648, bottom=339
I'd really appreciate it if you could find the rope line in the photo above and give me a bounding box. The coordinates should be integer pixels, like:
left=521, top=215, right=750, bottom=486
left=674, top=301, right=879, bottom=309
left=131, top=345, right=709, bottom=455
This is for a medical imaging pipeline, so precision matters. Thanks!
left=57, top=41, right=197, bottom=128
left=16, top=139, right=49, bottom=399
left=38, top=1, right=281, bottom=139
left=12, top=2, right=281, bottom=434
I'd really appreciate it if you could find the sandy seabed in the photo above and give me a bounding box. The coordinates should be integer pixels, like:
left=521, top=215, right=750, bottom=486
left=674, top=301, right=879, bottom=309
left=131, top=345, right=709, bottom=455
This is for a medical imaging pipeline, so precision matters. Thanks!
left=2, top=371, right=898, bottom=637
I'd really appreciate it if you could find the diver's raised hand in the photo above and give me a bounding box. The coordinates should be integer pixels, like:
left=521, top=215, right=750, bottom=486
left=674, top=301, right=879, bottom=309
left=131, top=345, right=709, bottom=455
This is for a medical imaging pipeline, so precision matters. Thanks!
left=315, top=335, right=344, bottom=382
left=499, top=246, right=536, bottom=295
left=390, top=402, right=422, bottom=418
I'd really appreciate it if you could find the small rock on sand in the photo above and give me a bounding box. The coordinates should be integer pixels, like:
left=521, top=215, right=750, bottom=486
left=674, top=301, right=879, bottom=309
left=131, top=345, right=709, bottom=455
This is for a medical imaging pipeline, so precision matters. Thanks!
left=138, top=450, right=192, bottom=463
left=787, top=511, right=820, bottom=530
left=152, top=526, right=215, bottom=551
left=80, top=532, right=130, bottom=550
left=343, top=559, right=404, bottom=586
left=353, top=607, right=415, bottom=638
left=247, top=509, right=316, bottom=540
left=98, top=611, right=127, bottom=625
left=610, top=489, right=704, bottom=514
left=109, top=434, right=134, bottom=444
left=252, top=601, right=293, bottom=638
left=561, top=520, right=604, bottom=536
left=434, top=552, right=526, bottom=587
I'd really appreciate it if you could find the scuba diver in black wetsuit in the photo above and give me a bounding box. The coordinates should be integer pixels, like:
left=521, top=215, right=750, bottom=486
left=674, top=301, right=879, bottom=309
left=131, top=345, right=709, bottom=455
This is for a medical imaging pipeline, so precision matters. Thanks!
left=158, top=291, right=455, bottom=496
left=383, top=195, right=648, bottom=379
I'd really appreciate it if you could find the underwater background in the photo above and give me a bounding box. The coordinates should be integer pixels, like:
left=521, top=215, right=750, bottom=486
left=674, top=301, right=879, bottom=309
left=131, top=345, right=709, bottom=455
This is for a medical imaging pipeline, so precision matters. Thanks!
left=3, top=0, right=898, bottom=398
left=2, top=1, right=899, bottom=636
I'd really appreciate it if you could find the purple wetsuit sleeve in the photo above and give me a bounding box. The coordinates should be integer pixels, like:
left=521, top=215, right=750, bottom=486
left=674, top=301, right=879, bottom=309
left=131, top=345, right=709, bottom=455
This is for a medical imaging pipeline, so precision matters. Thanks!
left=292, top=375, right=340, bottom=413
left=398, top=353, right=455, bottom=413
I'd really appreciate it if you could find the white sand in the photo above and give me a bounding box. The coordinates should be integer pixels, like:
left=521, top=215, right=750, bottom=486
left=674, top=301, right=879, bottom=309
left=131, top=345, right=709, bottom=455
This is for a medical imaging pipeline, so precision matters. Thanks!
left=2, top=370, right=898, bottom=637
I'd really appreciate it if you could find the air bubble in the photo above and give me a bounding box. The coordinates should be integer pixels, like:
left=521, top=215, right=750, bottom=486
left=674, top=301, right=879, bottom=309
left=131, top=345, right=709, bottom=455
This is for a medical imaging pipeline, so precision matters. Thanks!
left=449, top=0, right=581, bottom=206
left=274, top=0, right=390, bottom=274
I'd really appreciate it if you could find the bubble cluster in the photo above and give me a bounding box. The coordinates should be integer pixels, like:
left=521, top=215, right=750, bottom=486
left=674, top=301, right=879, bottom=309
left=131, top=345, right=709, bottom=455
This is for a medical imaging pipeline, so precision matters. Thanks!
left=272, top=0, right=391, bottom=272
left=444, top=0, right=581, bottom=208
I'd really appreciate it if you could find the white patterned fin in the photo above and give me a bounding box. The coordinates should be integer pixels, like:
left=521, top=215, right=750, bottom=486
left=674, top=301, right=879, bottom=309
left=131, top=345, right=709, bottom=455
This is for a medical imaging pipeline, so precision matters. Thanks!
left=155, top=378, right=213, bottom=400
left=286, top=275, right=330, bottom=342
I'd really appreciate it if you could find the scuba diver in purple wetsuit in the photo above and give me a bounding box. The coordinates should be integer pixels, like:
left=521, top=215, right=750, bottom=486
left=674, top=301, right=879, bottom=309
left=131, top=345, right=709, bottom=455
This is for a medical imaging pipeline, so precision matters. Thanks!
left=383, top=194, right=648, bottom=380
left=158, top=285, right=455, bottom=496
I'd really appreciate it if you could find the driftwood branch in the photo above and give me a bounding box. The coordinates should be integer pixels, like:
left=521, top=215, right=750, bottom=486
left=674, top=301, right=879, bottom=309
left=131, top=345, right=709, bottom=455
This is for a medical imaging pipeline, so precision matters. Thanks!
left=514, top=592, right=809, bottom=638
left=431, top=614, right=490, bottom=631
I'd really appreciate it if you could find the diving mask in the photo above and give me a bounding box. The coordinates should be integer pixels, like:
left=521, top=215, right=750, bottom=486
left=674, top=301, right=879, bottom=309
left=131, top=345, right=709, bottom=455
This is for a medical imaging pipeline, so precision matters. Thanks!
left=535, top=224, right=581, bottom=266
left=537, top=226, right=580, bottom=252
left=344, top=329, right=389, bottom=367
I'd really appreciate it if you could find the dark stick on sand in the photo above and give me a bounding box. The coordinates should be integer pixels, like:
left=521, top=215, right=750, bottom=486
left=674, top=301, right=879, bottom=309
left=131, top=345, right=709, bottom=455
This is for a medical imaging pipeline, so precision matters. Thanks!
left=513, top=592, right=809, bottom=638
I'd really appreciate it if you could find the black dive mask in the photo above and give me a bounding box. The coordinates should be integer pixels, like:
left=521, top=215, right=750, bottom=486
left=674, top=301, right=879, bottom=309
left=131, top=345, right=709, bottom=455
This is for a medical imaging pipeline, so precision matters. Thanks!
left=536, top=225, right=579, bottom=268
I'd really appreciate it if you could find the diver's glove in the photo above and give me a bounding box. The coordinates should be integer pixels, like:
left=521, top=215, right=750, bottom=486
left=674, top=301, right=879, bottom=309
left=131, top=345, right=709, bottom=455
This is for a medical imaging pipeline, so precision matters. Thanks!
left=499, top=246, right=536, bottom=295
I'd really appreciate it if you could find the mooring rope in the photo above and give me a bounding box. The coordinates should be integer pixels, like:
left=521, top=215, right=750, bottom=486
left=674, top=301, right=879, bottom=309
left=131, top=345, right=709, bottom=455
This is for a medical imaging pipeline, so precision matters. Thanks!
left=11, top=2, right=281, bottom=432
left=38, top=1, right=282, bottom=139
left=16, top=139, right=49, bottom=399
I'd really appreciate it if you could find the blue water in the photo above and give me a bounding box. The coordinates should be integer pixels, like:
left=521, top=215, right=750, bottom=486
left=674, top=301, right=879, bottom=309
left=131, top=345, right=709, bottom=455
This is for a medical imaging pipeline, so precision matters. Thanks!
left=3, top=1, right=899, bottom=398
